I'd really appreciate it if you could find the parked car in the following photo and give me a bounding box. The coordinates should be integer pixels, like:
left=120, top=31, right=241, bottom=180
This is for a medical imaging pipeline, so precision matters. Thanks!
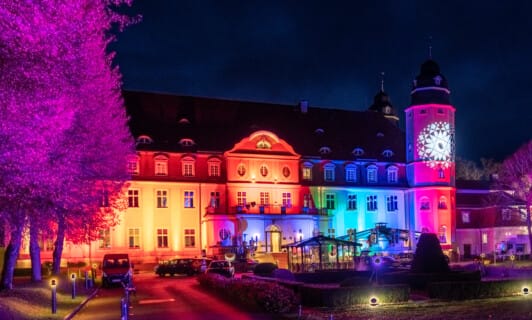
left=101, top=253, right=133, bottom=288
left=155, top=258, right=196, bottom=276
left=205, top=260, right=235, bottom=278
left=233, top=258, right=259, bottom=273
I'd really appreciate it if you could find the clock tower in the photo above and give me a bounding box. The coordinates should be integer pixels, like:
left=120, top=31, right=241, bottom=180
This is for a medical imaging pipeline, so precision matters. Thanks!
left=405, top=59, right=456, bottom=249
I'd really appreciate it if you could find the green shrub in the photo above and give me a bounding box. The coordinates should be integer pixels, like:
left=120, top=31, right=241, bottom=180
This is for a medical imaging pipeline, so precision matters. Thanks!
left=198, top=272, right=298, bottom=314
left=300, top=283, right=410, bottom=307
left=253, top=262, right=278, bottom=277
left=411, top=233, right=450, bottom=273
left=339, top=276, right=372, bottom=287
left=67, top=261, right=87, bottom=268
left=428, top=279, right=529, bottom=300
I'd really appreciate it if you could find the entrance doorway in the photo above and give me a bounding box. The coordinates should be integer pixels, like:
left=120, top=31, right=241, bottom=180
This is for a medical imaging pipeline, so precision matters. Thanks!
left=265, top=224, right=282, bottom=253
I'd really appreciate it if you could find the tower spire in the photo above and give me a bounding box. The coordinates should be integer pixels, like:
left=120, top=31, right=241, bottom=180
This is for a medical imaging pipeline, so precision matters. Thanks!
left=380, top=71, right=385, bottom=92
left=428, top=35, right=433, bottom=59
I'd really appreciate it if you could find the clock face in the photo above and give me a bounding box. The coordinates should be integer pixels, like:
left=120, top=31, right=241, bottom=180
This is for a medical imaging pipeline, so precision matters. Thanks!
left=417, top=121, right=454, bottom=168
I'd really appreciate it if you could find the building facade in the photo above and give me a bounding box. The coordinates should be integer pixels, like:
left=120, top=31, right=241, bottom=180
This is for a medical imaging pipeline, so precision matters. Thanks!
left=9, top=58, right=530, bottom=266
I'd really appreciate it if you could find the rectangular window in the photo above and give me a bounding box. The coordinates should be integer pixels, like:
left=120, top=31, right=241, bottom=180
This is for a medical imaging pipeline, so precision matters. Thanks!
left=303, top=193, right=311, bottom=208
left=282, top=192, right=292, bottom=208
left=302, top=167, right=312, bottom=180
left=367, top=168, right=377, bottom=183
left=482, top=232, right=488, bottom=245
left=184, top=229, right=196, bottom=248
left=98, top=229, right=111, bottom=249
left=462, top=211, right=470, bottom=223
left=387, top=170, right=397, bottom=183
left=156, top=190, right=168, bottom=208
left=209, top=162, right=220, bottom=177
left=210, top=191, right=220, bottom=208
left=237, top=191, right=247, bottom=207
left=347, top=194, right=357, bottom=210
left=501, top=208, right=511, bottom=221
left=155, top=160, right=168, bottom=176
left=260, top=192, right=270, bottom=206
left=184, top=191, right=194, bottom=208
left=325, top=193, right=335, bottom=210
left=128, top=228, right=140, bottom=248
left=366, top=195, right=378, bottom=211
left=183, top=163, right=194, bottom=177
left=128, top=189, right=139, bottom=208
left=157, top=228, right=169, bottom=248
left=386, top=195, right=398, bottom=212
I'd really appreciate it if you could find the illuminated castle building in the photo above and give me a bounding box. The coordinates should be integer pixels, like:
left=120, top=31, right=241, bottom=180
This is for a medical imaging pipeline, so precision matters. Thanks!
left=10, top=58, right=529, bottom=265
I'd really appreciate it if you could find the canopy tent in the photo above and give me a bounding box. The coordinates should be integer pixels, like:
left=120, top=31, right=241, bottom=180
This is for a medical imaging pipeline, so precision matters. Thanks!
left=282, top=235, right=361, bottom=272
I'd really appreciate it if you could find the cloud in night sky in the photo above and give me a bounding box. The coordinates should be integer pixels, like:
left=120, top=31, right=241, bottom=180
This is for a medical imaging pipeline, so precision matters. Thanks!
left=111, top=0, right=531, bottom=162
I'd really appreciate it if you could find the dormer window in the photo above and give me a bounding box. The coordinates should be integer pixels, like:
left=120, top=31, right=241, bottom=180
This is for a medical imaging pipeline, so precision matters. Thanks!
left=324, top=163, right=335, bottom=182
left=387, top=166, right=398, bottom=183
left=178, top=118, right=191, bottom=124
left=376, top=132, right=384, bottom=137
left=319, top=146, right=331, bottom=155
left=302, top=162, right=313, bottom=181
left=256, top=136, right=271, bottom=149
left=179, top=138, right=195, bottom=147
left=433, top=75, right=442, bottom=85
left=181, top=156, right=195, bottom=177
left=382, top=149, right=394, bottom=158
left=367, top=165, right=377, bottom=183
left=208, top=158, right=221, bottom=177
left=154, top=155, right=168, bottom=176
left=314, top=128, right=325, bottom=135
left=127, top=155, right=140, bottom=175
left=383, top=106, right=392, bottom=114
left=345, top=164, right=357, bottom=182
left=137, top=135, right=153, bottom=145
left=352, top=148, right=364, bottom=157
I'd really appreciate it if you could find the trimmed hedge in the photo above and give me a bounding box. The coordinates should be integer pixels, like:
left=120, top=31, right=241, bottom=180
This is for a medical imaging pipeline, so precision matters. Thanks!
left=198, top=273, right=299, bottom=314
left=253, top=262, right=278, bottom=277
left=428, top=279, right=531, bottom=300
left=300, top=283, right=410, bottom=307
left=381, top=270, right=481, bottom=289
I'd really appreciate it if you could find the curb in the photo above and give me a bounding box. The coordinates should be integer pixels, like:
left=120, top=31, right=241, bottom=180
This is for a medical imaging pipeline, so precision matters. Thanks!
left=63, top=287, right=100, bottom=320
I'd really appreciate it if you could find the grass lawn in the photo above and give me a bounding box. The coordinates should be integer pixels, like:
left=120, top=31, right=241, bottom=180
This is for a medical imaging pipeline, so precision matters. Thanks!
left=0, top=274, right=96, bottom=320
left=300, top=295, right=532, bottom=319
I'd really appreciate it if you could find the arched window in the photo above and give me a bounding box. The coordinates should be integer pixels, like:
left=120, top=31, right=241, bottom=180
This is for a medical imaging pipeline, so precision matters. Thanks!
left=302, top=162, right=313, bottom=181
left=324, top=163, right=335, bottom=182
left=207, top=158, right=221, bottom=177
left=259, top=164, right=269, bottom=177
left=438, top=196, right=448, bottom=209
left=367, top=165, right=378, bottom=183
left=154, top=155, right=168, bottom=176
left=136, top=135, right=153, bottom=145
left=345, top=164, right=357, bottom=182
left=387, top=166, right=398, bottom=183
left=420, top=197, right=430, bottom=210
left=181, top=156, right=195, bottom=177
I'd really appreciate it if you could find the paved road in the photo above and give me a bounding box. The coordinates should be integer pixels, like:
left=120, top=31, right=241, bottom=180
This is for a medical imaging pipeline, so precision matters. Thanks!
left=73, top=273, right=275, bottom=320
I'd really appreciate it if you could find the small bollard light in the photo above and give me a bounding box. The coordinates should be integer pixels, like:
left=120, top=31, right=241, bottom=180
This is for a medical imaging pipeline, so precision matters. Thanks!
left=50, top=279, right=57, bottom=314
left=71, top=273, right=77, bottom=299
left=369, top=296, right=379, bottom=306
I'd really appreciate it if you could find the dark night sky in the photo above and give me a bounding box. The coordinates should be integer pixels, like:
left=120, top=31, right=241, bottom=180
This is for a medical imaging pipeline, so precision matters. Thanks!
left=111, top=0, right=531, bottom=162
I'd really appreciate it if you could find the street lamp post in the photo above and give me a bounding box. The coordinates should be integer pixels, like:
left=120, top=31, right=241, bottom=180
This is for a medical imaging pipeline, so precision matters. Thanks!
left=71, top=273, right=76, bottom=299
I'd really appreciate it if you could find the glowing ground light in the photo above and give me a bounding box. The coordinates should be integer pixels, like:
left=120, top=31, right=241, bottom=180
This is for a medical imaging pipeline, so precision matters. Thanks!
left=523, top=287, right=529, bottom=295
left=369, top=296, right=379, bottom=306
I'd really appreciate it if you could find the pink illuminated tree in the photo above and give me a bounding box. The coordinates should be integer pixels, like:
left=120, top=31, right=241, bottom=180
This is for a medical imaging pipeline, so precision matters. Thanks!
left=0, top=1, right=137, bottom=289
left=496, top=140, right=532, bottom=259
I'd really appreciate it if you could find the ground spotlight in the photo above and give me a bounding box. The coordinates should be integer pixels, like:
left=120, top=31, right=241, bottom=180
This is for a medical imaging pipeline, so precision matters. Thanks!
left=523, top=287, right=529, bottom=295
left=369, top=296, right=379, bottom=306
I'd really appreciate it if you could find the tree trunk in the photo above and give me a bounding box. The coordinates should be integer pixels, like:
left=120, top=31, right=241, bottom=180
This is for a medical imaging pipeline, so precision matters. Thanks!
left=52, top=214, right=66, bottom=275
left=29, top=218, right=42, bottom=282
left=0, top=223, right=24, bottom=290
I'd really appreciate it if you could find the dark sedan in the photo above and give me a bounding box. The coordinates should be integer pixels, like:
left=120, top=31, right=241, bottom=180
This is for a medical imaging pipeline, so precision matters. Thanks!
left=155, top=258, right=197, bottom=277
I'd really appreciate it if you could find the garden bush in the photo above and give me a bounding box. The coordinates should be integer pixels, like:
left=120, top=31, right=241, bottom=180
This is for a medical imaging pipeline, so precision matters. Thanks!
left=253, top=262, right=278, bottom=277
left=411, top=233, right=450, bottom=273
left=339, top=276, right=373, bottom=287
left=300, top=283, right=410, bottom=307
left=197, top=272, right=299, bottom=314
left=428, top=279, right=529, bottom=300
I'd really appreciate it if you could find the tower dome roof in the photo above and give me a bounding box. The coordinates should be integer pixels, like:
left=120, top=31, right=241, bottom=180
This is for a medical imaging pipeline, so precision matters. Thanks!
left=410, top=59, right=451, bottom=106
